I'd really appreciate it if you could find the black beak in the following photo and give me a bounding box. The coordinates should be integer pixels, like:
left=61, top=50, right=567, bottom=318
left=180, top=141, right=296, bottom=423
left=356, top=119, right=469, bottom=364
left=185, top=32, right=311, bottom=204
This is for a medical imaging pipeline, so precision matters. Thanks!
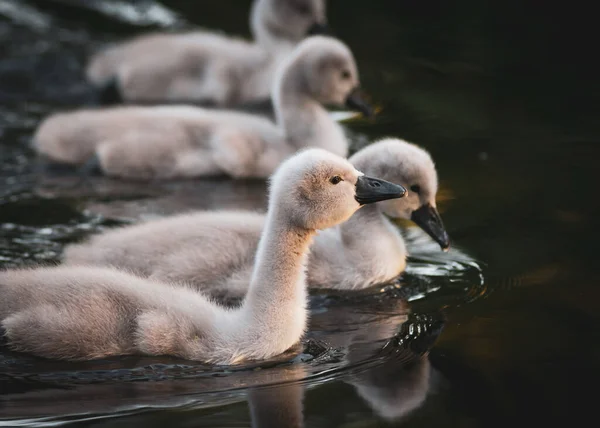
left=411, top=204, right=450, bottom=251
left=345, top=87, right=374, bottom=118
left=355, top=176, right=406, bottom=205
left=307, top=22, right=333, bottom=36
left=94, top=77, right=123, bottom=106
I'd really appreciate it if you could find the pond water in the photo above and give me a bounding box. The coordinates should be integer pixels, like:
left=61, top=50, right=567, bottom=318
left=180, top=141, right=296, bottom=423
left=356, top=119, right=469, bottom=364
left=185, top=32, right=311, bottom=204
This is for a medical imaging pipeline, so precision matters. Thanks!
left=0, top=0, right=598, bottom=426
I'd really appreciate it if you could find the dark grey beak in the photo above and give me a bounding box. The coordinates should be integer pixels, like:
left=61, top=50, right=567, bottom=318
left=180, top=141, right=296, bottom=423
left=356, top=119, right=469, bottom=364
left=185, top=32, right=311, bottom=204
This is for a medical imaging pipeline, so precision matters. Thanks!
left=307, top=22, right=333, bottom=36
left=345, top=87, right=375, bottom=118
left=355, top=176, right=406, bottom=205
left=95, top=77, right=123, bottom=106
left=411, top=204, right=450, bottom=251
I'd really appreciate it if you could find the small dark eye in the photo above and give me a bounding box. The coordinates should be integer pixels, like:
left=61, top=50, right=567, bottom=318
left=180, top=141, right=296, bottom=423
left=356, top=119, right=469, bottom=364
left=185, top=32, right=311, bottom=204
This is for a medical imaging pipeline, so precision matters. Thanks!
left=341, top=70, right=351, bottom=79
left=410, top=184, right=421, bottom=194
left=330, top=175, right=343, bottom=184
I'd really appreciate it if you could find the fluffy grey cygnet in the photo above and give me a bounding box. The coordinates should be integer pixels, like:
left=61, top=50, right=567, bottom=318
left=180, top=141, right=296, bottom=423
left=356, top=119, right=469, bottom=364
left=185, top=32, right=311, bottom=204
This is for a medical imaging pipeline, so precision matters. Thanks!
left=34, top=36, right=372, bottom=180
left=64, top=138, right=449, bottom=300
left=87, top=0, right=329, bottom=106
left=0, top=148, right=406, bottom=362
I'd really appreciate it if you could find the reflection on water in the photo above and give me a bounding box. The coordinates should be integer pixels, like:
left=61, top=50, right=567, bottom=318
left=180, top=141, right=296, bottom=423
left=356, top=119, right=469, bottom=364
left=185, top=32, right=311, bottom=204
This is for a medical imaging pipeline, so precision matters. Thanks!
left=0, top=294, right=442, bottom=425
left=1, top=0, right=599, bottom=426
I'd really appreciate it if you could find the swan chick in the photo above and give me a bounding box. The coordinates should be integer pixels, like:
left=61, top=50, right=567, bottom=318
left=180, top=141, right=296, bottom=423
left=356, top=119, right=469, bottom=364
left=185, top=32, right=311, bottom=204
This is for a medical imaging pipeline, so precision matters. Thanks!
left=0, top=149, right=406, bottom=362
left=64, top=138, right=448, bottom=296
left=306, top=137, right=450, bottom=288
left=87, top=0, right=329, bottom=105
left=34, top=36, right=371, bottom=180
left=348, top=138, right=449, bottom=250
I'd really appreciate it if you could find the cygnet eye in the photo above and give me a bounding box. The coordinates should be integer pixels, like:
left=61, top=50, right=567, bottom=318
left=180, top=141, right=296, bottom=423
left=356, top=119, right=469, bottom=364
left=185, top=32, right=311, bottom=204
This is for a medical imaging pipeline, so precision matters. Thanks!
left=340, top=70, right=351, bottom=80
left=410, top=184, right=421, bottom=194
left=330, top=175, right=343, bottom=185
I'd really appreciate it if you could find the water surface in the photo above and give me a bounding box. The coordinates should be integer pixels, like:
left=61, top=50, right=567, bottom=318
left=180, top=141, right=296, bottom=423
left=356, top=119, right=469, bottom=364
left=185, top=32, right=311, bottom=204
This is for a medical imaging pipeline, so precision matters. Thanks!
left=0, top=0, right=598, bottom=426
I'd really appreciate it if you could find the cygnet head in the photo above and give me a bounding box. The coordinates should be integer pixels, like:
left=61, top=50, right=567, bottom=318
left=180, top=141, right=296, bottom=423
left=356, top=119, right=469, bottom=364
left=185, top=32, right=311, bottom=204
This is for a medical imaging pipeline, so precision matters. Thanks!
left=273, top=36, right=373, bottom=116
left=349, top=139, right=450, bottom=250
left=251, top=0, right=329, bottom=47
left=269, top=148, right=407, bottom=231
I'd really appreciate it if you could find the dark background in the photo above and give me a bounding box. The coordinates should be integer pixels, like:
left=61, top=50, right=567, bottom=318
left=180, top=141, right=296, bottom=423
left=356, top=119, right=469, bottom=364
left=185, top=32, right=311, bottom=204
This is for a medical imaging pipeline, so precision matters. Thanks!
left=1, top=1, right=599, bottom=426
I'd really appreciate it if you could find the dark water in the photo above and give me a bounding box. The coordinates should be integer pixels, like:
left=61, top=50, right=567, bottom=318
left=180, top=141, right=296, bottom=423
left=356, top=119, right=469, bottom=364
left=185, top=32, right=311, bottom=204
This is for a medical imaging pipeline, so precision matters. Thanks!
left=0, top=0, right=598, bottom=426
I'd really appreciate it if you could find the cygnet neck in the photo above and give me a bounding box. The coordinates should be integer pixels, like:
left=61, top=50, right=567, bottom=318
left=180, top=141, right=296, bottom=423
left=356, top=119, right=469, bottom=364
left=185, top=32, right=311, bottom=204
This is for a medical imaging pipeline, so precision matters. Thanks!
left=339, top=203, right=395, bottom=247
left=250, top=1, right=297, bottom=55
left=273, top=68, right=348, bottom=157
left=243, top=205, right=315, bottom=320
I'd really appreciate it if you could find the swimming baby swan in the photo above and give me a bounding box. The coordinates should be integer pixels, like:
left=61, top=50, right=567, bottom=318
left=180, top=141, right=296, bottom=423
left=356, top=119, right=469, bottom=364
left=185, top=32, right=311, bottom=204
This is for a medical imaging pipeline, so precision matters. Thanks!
left=0, top=149, right=406, bottom=362
left=34, top=36, right=371, bottom=180
left=307, top=138, right=450, bottom=289
left=64, top=139, right=448, bottom=298
left=87, top=0, right=328, bottom=106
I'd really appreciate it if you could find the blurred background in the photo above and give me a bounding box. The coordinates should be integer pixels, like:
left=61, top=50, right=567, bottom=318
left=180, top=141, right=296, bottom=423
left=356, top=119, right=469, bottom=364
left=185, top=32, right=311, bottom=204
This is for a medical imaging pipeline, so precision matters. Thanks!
left=0, top=1, right=598, bottom=427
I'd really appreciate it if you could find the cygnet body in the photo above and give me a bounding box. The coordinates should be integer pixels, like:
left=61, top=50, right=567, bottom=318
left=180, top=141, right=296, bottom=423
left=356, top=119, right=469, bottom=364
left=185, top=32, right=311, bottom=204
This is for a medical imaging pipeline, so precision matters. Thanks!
left=34, top=36, right=371, bottom=180
left=0, top=149, right=406, bottom=362
left=65, top=139, right=449, bottom=299
left=87, top=0, right=328, bottom=106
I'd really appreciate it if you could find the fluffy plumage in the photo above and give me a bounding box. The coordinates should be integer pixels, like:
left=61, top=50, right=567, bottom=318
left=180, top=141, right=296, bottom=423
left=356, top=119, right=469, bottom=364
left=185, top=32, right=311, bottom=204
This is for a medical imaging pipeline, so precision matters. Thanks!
left=65, top=139, right=447, bottom=298
left=87, top=0, right=328, bottom=106
left=34, top=37, right=360, bottom=179
left=1, top=149, right=403, bottom=362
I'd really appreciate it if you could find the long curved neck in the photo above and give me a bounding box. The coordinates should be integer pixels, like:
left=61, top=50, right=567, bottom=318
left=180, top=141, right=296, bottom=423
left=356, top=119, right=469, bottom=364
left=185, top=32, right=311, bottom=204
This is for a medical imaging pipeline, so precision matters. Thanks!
left=273, top=70, right=349, bottom=157
left=250, top=0, right=297, bottom=54
left=340, top=204, right=403, bottom=251
left=244, top=207, right=315, bottom=320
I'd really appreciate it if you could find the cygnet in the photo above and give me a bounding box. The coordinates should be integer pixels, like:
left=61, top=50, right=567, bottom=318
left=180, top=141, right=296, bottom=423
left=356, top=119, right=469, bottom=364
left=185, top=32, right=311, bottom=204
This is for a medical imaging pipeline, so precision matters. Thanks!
left=0, top=148, right=406, bottom=362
